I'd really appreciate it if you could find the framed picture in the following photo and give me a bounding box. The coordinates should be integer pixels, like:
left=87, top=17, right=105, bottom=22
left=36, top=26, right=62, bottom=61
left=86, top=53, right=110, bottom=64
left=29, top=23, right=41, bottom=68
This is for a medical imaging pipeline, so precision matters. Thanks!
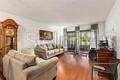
left=39, top=30, right=53, bottom=40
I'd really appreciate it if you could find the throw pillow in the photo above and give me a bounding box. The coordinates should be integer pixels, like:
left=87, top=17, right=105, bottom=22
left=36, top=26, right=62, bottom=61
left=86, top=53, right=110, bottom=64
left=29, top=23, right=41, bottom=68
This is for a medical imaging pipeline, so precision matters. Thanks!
left=14, top=53, right=36, bottom=67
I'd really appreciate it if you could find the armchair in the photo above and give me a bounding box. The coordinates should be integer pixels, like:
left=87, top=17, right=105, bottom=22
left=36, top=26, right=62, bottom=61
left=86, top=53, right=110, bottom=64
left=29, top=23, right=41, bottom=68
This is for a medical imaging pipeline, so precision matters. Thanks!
left=11, top=57, right=58, bottom=80
left=92, top=62, right=119, bottom=80
left=3, top=50, right=58, bottom=80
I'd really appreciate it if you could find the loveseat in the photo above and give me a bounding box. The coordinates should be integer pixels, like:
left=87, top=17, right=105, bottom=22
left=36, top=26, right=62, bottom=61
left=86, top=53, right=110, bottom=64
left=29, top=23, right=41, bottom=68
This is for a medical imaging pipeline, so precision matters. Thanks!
left=34, top=43, right=65, bottom=59
left=3, top=50, right=58, bottom=80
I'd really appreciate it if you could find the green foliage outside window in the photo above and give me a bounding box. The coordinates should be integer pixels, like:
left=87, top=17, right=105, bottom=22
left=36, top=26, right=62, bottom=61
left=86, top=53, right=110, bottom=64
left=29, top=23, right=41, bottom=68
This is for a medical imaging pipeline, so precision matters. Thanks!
left=80, top=32, right=90, bottom=45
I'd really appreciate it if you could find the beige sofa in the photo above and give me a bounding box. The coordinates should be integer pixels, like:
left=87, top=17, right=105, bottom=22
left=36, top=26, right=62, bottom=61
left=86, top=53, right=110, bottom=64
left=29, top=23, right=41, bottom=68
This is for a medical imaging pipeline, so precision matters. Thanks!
left=3, top=50, right=58, bottom=80
left=34, top=43, right=65, bottom=59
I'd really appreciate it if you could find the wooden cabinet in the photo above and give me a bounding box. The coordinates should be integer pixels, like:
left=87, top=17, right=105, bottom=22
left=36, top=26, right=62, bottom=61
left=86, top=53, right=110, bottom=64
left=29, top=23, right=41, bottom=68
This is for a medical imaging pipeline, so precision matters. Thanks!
left=0, top=19, right=18, bottom=57
left=97, top=48, right=115, bottom=63
left=0, top=25, right=3, bottom=56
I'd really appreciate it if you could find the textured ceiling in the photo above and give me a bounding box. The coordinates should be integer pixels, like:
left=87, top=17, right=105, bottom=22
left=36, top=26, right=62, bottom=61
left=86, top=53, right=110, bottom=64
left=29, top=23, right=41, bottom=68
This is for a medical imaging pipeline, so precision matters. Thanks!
left=0, top=0, right=116, bottom=24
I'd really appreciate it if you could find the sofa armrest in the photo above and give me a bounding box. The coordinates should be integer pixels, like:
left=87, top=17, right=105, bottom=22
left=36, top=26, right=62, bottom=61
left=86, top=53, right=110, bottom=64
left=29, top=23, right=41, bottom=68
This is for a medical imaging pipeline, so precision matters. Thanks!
left=34, top=47, right=48, bottom=59
left=23, top=57, right=58, bottom=80
left=36, top=57, right=58, bottom=67
left=10, top=58, right=28, bottom=80
left=23, top=65, right=47, bottom=80
left=10, top=58, right=28, bottom=70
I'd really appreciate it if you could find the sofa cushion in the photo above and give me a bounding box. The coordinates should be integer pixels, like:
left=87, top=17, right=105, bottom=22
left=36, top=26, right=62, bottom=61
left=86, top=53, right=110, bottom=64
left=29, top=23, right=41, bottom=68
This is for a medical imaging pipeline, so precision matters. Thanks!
left=46, top=44, right=54, bottom=50
left=34, top=46, right=46, bottom=53
left=59, top=48, right=64, bottom=52
left=37, top=44, right=48, bottom=50
left=21, top=48, right=35, bottom=56
left=54, top=49, right=59, bottom=53
left=56, top=44, right=59, bottom=48
left=52, top=44, right=57, bottom=49
left=7, top=50, right=19, bottom=57
left=47, top=50, right=54, bottom=55
left=14, top=53, right=36, bottom=67
left=58, top=44, right=63, bottom=48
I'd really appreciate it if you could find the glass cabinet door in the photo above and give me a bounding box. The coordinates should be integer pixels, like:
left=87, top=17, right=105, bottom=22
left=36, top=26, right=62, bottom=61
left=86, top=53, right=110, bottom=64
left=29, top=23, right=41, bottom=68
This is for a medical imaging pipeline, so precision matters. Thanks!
left=0, top=28, right=3, bottom=56
left=4, top=27, right=17, bottom=54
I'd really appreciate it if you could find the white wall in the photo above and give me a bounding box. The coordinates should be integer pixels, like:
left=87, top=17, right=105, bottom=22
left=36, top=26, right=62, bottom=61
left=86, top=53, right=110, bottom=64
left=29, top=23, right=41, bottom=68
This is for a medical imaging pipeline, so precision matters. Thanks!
left=105, top=0, right=120, bottom=58
left=98, top=22, right=106, bottom=40
left=105, top=1, right=120, bottom=79
left=0, top=11, right=64, bottom=51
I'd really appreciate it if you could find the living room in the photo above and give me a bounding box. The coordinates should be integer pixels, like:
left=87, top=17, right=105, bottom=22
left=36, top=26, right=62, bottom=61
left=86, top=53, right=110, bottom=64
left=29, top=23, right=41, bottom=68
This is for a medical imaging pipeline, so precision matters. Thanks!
left=0, top=0, right=120, bottom=80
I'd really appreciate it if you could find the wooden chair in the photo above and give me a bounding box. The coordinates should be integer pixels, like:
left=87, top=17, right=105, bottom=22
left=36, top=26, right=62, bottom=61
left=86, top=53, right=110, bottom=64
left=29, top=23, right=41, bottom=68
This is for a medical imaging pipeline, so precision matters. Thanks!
left=92, top=48, right=118, bottom=80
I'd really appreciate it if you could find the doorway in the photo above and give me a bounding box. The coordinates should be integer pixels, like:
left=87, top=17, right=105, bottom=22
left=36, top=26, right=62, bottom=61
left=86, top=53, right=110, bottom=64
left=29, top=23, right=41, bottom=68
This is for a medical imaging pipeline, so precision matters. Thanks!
left=67, top=31, right=76, bottom=52
left=67, top=28, right=97, bottom=52
left=79, top=30, right=91, bottom=51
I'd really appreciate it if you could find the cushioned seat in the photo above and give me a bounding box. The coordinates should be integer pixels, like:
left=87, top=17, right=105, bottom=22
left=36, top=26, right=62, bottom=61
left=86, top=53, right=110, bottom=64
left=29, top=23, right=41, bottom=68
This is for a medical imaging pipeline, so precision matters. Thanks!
left=3, top=50, right=58, bottom=80
left=34, top=43, right=65, bottom=59
left=54, top=49, right=59, bottom=53
left=59, top=49, right=64, bottom=52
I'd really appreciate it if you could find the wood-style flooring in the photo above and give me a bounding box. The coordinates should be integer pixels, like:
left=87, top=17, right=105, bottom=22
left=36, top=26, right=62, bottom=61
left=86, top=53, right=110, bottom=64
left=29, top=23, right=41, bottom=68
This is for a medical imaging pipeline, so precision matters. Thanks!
left=56, top=53, right=110, bottom=80
left=0, top=52, right=111, bottom=80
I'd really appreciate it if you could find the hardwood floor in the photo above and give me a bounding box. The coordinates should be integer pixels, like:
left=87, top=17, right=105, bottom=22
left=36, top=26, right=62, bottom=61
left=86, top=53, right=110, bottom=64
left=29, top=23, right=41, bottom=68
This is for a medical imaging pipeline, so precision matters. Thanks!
left=0, top=52, right=111, bottom=80
left=56, top=53, right=110, bottom=80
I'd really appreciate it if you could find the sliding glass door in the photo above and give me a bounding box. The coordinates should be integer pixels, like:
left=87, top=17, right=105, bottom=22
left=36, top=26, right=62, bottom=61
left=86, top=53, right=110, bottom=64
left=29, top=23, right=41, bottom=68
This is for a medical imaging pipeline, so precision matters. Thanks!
left=66, top=25, right=97, bottom=52
left=79, top=31, right=91, bottom=51
left=67, top=31, right=76, bottom=51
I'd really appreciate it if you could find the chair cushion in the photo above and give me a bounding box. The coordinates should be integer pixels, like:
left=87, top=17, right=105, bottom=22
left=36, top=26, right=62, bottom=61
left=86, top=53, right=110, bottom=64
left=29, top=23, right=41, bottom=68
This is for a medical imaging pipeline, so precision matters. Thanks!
left=94, top=65, right=105, bottom=70
left=14, top=53, right=36, bottom=67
